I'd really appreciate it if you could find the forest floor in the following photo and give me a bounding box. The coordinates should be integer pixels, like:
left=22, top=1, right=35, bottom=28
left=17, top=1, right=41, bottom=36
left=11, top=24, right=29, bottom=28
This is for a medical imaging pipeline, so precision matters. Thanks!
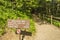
left=33, top=23, right=60, bottom=40
left=0, top=23, right=60, bottom=40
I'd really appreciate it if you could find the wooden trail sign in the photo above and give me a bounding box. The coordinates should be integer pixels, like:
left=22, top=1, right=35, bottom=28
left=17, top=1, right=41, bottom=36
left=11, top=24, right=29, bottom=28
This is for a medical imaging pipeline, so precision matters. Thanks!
left=7, top=19, right=30, bottom=28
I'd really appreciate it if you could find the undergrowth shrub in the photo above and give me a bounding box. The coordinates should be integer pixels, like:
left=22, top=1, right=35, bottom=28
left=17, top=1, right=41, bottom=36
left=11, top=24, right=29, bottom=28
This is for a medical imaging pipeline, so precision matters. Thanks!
left=0, top=8, right=35, bottom=36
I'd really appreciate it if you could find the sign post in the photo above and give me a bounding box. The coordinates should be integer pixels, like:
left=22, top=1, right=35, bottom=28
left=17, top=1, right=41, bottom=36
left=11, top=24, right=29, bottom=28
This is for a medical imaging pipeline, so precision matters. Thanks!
left=16, top=28, right=21, bottom=40
left=7, top=19, right=30, bottom=40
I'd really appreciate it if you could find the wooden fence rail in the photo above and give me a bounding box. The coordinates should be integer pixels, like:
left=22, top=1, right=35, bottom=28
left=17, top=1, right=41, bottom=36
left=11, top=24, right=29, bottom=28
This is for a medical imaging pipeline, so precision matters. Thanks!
left=43, top=15, right=60, bottom=24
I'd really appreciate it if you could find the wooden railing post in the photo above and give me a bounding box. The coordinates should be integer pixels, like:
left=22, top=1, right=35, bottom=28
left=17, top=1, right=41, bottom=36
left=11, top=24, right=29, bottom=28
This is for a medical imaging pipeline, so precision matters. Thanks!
left=43, top=14, right=46, bottom=24
left=51, top=15, right=52, bottom=25
left=42, top=14, right=44, bottom=23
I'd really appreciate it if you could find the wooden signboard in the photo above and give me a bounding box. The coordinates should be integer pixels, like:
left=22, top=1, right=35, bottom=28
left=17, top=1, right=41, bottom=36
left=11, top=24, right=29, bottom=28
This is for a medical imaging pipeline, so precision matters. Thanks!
left=7, top=19, right=30, bottom=28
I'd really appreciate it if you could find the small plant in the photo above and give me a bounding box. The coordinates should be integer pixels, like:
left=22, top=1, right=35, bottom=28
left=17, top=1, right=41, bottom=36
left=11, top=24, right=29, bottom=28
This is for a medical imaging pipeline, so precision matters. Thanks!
left=0, top=28, right=5, bottom=36
left=28, top=19, right=36, bottom=33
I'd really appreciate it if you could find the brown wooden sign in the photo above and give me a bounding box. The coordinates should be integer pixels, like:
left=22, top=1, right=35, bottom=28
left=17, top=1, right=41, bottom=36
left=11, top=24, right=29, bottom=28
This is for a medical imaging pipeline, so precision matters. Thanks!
left=7, top=19, right=30, bottom=28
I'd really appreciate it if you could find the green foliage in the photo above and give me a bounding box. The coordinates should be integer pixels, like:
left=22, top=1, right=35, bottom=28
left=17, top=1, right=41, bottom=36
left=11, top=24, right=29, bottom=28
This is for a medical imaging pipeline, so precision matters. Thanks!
left=0, top=29, right=3, bottom=36
left=53, top=20, right=60, bottom=27
left=0, top=0, right=37, bottom=36
left=28, top=19, right=36, bottom=33
left=0, top=9, right=35, bottom=35
left=46, top=18, right=60, bottom=27
left=0, top=28, right=5, bottom=36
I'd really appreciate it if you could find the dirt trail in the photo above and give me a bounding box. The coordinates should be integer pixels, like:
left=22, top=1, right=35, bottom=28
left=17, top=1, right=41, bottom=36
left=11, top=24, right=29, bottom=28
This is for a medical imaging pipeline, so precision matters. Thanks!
left=0, top=23, right=60, bottom=40
left=1, top=30, right=19, bottom=40
left=34, top=23, right=60, bottom=40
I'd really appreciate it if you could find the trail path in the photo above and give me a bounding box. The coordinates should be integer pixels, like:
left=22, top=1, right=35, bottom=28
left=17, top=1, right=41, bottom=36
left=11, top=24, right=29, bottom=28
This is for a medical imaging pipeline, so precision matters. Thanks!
left=0, top=23, right=60, bottom=40
left=1, top=30, right=19, bottom=40
left=34, top=23, right=60, bottom=40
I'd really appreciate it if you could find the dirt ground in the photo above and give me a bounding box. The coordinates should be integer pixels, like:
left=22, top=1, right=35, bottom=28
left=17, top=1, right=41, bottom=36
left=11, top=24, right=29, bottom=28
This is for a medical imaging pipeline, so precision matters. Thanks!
left=0, top=23, right=60, bottom=40
left=34, top=23, right=60, bottom=40
left=0, top=28, right=33, bottom=40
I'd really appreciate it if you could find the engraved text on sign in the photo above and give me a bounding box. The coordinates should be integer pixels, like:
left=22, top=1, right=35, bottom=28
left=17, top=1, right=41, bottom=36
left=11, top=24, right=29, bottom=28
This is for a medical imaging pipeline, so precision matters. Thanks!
left=8, top=19, right=30, bottom=28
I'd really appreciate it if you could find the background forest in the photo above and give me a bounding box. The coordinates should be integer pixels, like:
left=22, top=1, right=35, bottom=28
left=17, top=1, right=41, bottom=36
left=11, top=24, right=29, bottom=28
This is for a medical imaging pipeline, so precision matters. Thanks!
left=0, top=0, right=60, bottom=36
